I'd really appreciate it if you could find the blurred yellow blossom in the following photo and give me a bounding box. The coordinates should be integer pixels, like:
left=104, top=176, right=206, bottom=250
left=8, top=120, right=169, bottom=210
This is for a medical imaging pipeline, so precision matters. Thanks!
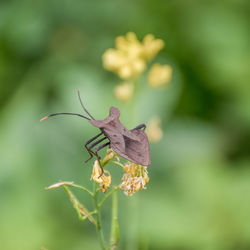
left=148, top=63, right=172, bottom=87
left=146, top=116, right=163, bottom=142
left=102, top=32, right=164, bottom=80
left=90, top=160, right=111, bottom=193
left=142, top=34, right=165, bottom=61
left=114, top=81, right=134, bottom=102
left=120, top=162, right=149, bottom=196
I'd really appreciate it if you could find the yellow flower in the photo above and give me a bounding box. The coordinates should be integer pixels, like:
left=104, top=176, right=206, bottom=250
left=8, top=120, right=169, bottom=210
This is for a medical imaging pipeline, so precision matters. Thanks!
left=114, top=81, right=134, bottom=102
left=148, top=63, right=172, bottom=87
left=120, top=162, right=149, bottom=196
left=102, top=32, right=164, bottom=80
left=90, top=160, right=111, bottom=193
left=102, top=32, right=145, bottom=80
left=142, top=34, right=165, bottom=61
left=115, top=32, right=141, bottom=54
left=146, top=116, right=163, bottom=142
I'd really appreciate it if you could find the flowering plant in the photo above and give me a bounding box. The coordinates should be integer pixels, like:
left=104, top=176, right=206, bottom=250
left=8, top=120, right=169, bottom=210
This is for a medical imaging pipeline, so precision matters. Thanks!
left=45, top=32, right=172, bottom=249
left=47, top=149, right=148, bottom=249
left=103, top=32, right=172, bottom=103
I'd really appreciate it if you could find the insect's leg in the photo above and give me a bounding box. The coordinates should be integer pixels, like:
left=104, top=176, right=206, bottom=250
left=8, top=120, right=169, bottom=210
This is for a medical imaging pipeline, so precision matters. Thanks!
left=85, top=132, right=103, bottom=161
left=132, top=123, right=146, bottom=131
left=85, top=132, right=103, bottom=147
left=85, top=137, right=107, bottom=163
left=93, top=142, right=110, bottom=177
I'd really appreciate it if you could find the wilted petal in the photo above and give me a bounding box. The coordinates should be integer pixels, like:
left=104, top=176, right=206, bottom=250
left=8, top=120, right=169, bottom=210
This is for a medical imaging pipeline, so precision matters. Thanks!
left=102, top=149, right=120, bottom=163
left=90, top=160, right=111, bottom=192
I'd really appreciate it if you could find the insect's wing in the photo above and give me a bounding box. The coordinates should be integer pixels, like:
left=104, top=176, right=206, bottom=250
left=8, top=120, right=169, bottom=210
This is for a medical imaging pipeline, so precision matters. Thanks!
left=104, top=130, right=126, bottom=152
left=125, top=130, right=150, bottom=166
left=110, top=130, right=150, bottom=166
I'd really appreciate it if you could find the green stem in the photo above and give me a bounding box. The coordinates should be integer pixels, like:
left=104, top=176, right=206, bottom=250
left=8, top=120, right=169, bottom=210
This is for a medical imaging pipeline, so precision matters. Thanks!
left=71, top=183, right=94, bottom=197
left=109, top=161, right=124, bottom=168
left=99, top=186, right=119, bottom=208
left=93, top=182, right=106, bottom=250
left=109, top=191, right=119, bottom=250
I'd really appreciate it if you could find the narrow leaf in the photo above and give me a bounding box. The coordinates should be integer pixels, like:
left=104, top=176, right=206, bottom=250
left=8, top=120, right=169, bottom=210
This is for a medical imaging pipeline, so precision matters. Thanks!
left=62, top=185, right=96, bottom=226
left=46, top=181, right=93, bottom=196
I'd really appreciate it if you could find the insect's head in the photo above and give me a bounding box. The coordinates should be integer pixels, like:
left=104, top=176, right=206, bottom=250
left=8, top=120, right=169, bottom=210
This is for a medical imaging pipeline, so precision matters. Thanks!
left=40, top=89, right=95, bottom=122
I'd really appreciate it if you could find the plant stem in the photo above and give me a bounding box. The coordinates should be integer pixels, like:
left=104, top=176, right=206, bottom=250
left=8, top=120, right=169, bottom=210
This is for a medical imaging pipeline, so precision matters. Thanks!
left=99, top=186, right=119, bottom=208
left=93, top=182, right=106, bottom=250
left=109, top=191, right=119, bottom=250
left=71, top=183, right=93, bottom=197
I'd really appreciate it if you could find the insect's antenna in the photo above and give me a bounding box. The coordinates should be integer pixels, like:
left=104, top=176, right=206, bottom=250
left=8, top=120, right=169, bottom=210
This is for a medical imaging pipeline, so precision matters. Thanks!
left=40, top=112, right=90, bottom=122
left=77, top=88, right=95, bottom=120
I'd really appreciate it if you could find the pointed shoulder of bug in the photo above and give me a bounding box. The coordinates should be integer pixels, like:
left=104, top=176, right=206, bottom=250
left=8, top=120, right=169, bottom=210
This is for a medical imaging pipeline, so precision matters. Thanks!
left=89, top=106, right=120, bottom=128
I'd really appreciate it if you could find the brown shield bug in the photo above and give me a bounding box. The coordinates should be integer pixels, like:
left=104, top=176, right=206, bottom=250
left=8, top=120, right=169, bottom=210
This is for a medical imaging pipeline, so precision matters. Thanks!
left=40, top=89, right=151, bottom=175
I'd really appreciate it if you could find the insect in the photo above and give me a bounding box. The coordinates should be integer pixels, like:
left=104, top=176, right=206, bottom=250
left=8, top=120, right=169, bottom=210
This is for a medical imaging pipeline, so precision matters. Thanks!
left=40, top=89, right=151, bottom=175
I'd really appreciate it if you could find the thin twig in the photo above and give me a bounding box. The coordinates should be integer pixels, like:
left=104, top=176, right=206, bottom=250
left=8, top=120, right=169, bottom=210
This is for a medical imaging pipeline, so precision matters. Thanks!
left=109, top=191, right=119, bottom=250
left=109, top=161, right=124, bottom=168
left=99, top=186, right=119, bottom=208
left=93, top=182, right=107, bottom=250
left=70, top=183, right=94, bottom=197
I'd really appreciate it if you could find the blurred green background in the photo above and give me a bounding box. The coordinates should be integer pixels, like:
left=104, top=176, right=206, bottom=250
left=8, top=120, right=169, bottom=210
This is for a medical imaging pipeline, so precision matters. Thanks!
left=0, top=0, right=250, bottom=249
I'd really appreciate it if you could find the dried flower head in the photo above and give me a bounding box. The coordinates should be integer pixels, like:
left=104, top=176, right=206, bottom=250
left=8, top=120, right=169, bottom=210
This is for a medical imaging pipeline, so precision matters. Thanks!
left=90, top=160, right=111, bottom=192
left=148, top=63, right=172, bottom=88
left=114, top=81, right=134, bottom=102
left=102, top=148, right=120, bottom=164
left=146, top=116, right=163, bottom=142
left=102, top=32, right=164, bottom=80
left=120, top=162, right=149, bottom=196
